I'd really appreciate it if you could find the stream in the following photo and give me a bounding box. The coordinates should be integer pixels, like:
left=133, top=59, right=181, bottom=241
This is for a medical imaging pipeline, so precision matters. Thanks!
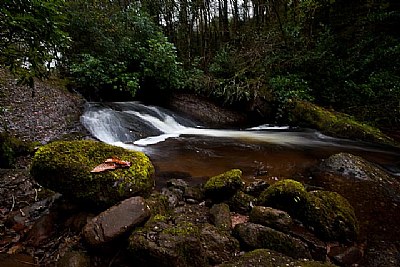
left=81, top=101, right=400, bottom=184
left=81, top=101, right=400, bottom=263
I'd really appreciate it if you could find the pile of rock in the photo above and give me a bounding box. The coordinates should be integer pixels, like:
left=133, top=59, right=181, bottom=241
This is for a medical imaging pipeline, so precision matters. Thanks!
left=27, top=140, right=363, bottom=266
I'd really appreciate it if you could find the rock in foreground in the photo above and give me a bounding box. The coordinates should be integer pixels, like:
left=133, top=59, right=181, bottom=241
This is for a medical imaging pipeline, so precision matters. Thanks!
left=30, top=140, right=154, bottom=208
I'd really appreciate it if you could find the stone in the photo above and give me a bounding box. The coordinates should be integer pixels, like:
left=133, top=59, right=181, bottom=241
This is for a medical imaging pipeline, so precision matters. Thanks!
left=30, top=140, right=155, bottom=208
left=129, top=203, right=239, bottom=266
left=258, top=179, right=358, bottom=242
left=234, top=222, right=312, bottom=259
left=83, top=196, right=150, bottom=246
left=204, top=169, right=244, bottom=201
left=249, top=206, right=293, bottom=231
left=218, top=249, right=337, bottom=267
left=226, top=191, right=255, bottom=213
left=57, top=251, right=90, bottom=267
left=244, top=179, right=270, bottom=197
left=210, top=203, right=232, bottom=231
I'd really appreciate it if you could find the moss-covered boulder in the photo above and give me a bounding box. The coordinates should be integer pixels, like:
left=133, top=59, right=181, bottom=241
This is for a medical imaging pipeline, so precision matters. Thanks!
left=219, top=249, right=337, bottom=267
left=258, top=179, right=309, bottom=218
left=204, top=169, right=244, bottom=201
left=30, top=140, right=154, bottom=208
left=286, top=100, right=395, bottom=146
left=304, top=191, right=359, bottom=242
left=259, top=179, right=358, bottom=242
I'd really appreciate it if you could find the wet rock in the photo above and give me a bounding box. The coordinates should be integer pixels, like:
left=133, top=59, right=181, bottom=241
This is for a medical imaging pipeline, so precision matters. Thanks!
left=129, top=203, right=239, bottom=266
left=168, top=93, right=247, bottom=128
left=244, top=180, right=270, bottom=197
left=25, top=213, right=57, bottom=247
left=288, top=226, right=328, bottom=262
left=360, top=241, right=400, bottom=267
left=200, top=224, right=240, bottom=265
left=328, top=245, right=363, bottom=266
left=259, top=179, right=358, bottom=242
left=183, top=184, right=205, bottom=203
left=204, top=169, right=244, bottom=201
left=286, top=100, right=394, bottom=146
left=319, top=153, right=384, bottom=181
left=218, top=249, right=336, bottom=267
left=83, top=196, right=150, bottom=247
left=161, top=188, right=181, bottom=208
left=210, top=203, right=232, bottom=231
left=234, top=222, right=312, bottom=259
left=30, top=140, right=155, bottom=208
left=57, top=251, right=90, bottom=267
left=226, top=191, right=255, bottom=213
left=249, top=206, right=293, bottom=231
left=167, top=178, right=188, bottom=191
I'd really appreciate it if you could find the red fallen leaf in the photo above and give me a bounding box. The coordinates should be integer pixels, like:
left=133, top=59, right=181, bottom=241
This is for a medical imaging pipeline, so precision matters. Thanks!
left=104, top=157, right=131, bottom=167
left=91, top=157, right=131, bottom=173
left=91, top=162, right=117, bottom=173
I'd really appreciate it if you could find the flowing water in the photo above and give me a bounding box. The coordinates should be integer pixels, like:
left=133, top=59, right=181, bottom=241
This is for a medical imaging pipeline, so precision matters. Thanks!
left=81, top=101, right=400, bottom=261
left=81, top=101, right=400, bottom=184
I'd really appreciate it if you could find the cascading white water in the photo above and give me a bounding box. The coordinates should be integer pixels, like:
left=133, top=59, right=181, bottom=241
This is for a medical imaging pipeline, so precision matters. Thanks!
left=80, top=101, right=386, bottom=152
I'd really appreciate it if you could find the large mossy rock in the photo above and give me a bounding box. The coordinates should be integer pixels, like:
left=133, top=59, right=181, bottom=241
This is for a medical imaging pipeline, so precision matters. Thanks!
left=259, top=179, right=358, bottom=242
left=204, top=169, right=244, bottom=201
left=30, top=140, right=154, bottom=208
left=218, top=249, right=337, bottom=267
left=286, top=100, right=395, bottom=146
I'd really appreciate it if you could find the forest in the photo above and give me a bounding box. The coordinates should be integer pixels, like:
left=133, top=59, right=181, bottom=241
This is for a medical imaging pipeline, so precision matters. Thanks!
left=1, top=1, right=400, bottom=266
left=1, top=0, right=399, bottom=129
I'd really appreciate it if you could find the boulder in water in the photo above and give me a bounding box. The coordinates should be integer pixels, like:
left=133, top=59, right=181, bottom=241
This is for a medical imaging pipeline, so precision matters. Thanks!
left=30, top=140, right=154, bottom=208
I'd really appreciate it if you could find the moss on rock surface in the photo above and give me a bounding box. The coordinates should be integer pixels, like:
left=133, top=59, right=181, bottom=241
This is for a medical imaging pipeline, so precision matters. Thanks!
left=259, top=179, right=358, bottom=242
left=204, top=169, right=244, bottom=201
left=219, top=249, right=337, bottom=267
left=258, top=179, right=308, bottom=218
left=287, top=100, right=395, bottom=146
left=30, top=140, right=154, bottom=208
left=304, top=191, right=359, bottom=242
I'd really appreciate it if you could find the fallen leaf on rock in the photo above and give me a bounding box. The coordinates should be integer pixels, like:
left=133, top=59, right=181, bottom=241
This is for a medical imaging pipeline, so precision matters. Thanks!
left=91, top=157, right=131, bottom=173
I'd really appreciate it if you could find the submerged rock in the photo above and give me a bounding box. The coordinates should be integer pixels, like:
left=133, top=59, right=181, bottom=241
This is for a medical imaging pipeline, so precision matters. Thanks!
left=259, top=179, right=358, bottom=242
left=204, top=169, right=244, bottom=201
left=30, top=140, right=154, bottom=208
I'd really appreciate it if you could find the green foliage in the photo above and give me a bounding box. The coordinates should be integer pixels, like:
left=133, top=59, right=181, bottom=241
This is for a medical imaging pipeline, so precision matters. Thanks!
left=269, top=74, right=314, bottom=103
left=0, top=0, right=69, bottom=87
left=64, top=3, right=183, bottom=97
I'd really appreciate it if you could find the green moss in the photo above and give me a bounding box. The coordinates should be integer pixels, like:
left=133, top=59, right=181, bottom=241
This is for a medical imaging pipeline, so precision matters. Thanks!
left=219, top=249, right=337, bottom=267
left=162, top=222, right=199, bottom=236
left=259, top=179, right=358, bottom=242
left=304, top=191, right=359, bottom=242
left=204, top=169, right=244, bottom=200
left=30, top=140, right=154, bottom=208
left=287, top=100, right=395, bottom=146
left=258, top=179, right=308, bottom=218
